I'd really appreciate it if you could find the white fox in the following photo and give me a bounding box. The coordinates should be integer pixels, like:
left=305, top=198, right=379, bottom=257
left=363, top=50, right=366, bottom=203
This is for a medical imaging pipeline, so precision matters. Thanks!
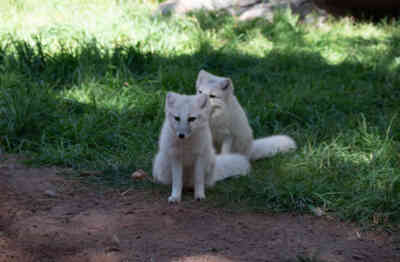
left=196, top=70, right=297, bottom=160
left=153, top=92, right=250, bottom=203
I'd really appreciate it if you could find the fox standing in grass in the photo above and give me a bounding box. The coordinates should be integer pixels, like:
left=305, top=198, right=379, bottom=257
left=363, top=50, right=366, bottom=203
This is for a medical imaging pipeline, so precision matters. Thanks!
left=196, top=70, right=297, bottom=160
left=153, top=92, right=250, bottom=203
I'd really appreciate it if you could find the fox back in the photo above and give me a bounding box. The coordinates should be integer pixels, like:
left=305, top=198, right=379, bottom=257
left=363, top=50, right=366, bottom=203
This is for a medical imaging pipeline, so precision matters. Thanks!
left=196, top=70, right=253, bottom=156
left=195, top=70, right=296, bottom=160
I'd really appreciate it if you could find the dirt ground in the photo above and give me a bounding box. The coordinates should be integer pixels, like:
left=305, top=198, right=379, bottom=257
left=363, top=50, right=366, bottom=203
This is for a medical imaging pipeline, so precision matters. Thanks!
left=0, top=155, right=399, bottom=262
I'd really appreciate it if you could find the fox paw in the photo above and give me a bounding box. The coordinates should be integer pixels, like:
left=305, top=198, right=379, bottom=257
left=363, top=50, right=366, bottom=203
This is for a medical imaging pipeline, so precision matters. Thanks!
left=168, top=195, right=181, bottom=203
left=194, top=193, right=206, bottom=201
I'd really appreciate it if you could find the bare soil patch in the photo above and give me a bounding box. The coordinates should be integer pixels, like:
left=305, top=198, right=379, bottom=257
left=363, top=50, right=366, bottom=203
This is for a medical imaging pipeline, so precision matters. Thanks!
left=0, top=155, right=398, bottom=262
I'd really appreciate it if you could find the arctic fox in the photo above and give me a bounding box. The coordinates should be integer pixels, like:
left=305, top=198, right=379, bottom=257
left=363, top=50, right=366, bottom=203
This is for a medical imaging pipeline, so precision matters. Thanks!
left=196, top=70, right=297, bottom=160
left=152, top=92, right=251, bottom=203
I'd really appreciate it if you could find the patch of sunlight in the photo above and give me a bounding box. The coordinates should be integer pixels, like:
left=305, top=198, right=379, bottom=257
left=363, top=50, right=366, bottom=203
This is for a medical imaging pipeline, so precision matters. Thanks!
left=389, top=56, right=400, bottom=71
left=341, top=22, right=385, bottom=39
left=316, top=132, right=391, bottom=170
left=5, top=1, right=195, bottom=55
left=60, top=85, right=140, bottom=112
left=305, top=18, right=390, bottom=65
left=128, top=17, right=198, bottom=55
left=336, top=149, right=375, bottom=166
left=1, top=1, right=146, bottom=42
left=172, top=254, right=236, bottom=262
left=320, top=49, right=347, bottom=65
left=237, top=32, right=274, bottom=57
left=62, top=88, right=94, bottom=106
left=14, top=14, right=50, bottom=32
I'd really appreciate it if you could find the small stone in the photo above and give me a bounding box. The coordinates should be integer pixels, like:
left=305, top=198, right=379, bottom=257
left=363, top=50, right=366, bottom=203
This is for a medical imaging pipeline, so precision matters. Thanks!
left=44, top=189, right=57, bottom=197
left=310, top=206, right=325, bottom=217
left=131, top=169, right=147, bottom=180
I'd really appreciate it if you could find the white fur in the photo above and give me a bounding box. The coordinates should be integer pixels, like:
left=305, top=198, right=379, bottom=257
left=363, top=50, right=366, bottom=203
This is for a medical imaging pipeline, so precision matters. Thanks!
left=213, top=154, right=251, bottom=182
left=251, top=135, right=297, bottom=160
left=196, top=70, right=297, bottom=161
left=152, top=92, right=250, bottom=203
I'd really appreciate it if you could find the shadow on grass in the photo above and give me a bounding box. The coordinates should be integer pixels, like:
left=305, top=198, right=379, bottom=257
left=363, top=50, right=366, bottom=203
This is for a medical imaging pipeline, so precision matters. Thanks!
left=1, top=30, right=399, bottom=162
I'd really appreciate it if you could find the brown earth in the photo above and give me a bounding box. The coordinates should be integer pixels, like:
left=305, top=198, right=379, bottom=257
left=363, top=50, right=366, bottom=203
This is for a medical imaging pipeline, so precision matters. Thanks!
left=0, top=154, right=399, bottom=262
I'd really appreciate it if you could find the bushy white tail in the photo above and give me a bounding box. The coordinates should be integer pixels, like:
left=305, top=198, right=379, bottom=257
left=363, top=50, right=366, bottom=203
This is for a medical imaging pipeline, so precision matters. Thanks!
left=208, top=154, right=250, bottom=186
left=250, top=135, right=297, bottom=161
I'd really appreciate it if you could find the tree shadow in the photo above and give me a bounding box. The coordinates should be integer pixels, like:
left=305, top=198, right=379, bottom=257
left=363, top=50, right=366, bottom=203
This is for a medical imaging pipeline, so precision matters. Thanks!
left=1, top=30, right=399, bottom=127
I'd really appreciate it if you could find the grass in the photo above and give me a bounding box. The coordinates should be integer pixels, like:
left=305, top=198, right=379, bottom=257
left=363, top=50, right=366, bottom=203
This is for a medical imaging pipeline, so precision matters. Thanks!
left=0, top=0, right=399, bottom=226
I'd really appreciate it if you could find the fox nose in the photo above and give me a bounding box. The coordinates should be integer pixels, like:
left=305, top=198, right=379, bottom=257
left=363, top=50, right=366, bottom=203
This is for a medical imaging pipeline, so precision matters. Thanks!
left=178, top=133, right=185, bottom=139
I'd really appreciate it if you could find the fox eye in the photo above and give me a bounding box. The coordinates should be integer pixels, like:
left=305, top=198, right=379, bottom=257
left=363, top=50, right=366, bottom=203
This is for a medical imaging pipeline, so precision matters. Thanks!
left=174, top=116, right=180, bottom=122
left=209, top=94, right=216, bottom=98
left=198, top=90, right=202, bottom=94
left=188, top=117, right=196, bottom=122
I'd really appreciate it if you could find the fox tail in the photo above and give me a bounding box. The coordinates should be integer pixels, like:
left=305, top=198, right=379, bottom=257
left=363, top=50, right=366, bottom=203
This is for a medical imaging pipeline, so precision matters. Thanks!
left=208, top=154, right=251, bottom=186
left=250, top=135, right=297, bottom=161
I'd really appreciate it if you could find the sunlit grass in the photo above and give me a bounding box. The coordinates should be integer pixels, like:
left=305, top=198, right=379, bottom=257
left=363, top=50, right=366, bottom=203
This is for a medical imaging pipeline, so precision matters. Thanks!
left=0, top=0, right=399, bottom=226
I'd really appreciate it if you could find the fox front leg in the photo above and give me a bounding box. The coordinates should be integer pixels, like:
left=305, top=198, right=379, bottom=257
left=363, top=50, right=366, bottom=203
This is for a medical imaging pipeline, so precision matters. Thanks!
left=193, top=158, right=206, bottom=200
left=169, top=158, right=183, bottom=203
left=221, top=136, right=233, bottom=154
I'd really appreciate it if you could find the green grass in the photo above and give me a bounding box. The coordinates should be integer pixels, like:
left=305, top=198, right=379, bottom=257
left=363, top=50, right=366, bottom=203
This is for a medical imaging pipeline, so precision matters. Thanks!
left=0, top=0, right=399, bottom=226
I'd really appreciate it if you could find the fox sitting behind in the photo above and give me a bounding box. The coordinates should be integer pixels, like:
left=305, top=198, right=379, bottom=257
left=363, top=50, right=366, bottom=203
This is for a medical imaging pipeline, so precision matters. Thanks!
left=196, top=70, right=297, bottom=160
left=152, top=92, right=250, bottom=203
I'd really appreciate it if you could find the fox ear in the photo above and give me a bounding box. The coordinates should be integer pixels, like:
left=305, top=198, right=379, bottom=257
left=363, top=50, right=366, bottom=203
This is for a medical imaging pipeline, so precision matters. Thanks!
left=196, top=93, right=208, bottom=109
left=166, top=92, right=177, bottom=109
left=220, top=78, right=233, bottom=91
left=196, top=69, right=210, bottom=89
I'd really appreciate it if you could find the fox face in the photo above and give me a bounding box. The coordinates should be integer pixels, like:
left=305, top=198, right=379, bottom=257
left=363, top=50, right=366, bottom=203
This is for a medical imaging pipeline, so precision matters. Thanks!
left=195, top=70, right=233, bottom=109
left=165, top=92, right=210, bottom=139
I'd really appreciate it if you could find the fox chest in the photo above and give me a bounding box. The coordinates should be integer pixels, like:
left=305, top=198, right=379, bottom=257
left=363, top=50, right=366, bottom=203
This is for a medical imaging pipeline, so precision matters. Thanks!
left=210, top=114, right=231, bottom=144
left=169, top=142, right=204, bottom=166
